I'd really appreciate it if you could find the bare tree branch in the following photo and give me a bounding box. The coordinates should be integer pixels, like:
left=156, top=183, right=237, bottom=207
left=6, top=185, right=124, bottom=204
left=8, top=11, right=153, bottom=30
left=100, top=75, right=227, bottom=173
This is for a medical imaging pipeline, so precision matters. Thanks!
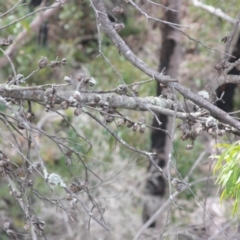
left=0, top=85, right=206, bottom=119
left=0, top=0, right=70, bottom=69
left=191, top=0, right=237, bottom=24
left=91, top=0, right=240, bottom=131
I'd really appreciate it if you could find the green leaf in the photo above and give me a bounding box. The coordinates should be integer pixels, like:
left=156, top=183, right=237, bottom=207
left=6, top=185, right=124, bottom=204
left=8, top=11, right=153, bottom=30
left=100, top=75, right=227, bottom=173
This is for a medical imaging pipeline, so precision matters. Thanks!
left=212, top=141, right=240, bottom=214
left=222, top=170, right=233, bottom=187
left=232, top=200, right=238, bottom=215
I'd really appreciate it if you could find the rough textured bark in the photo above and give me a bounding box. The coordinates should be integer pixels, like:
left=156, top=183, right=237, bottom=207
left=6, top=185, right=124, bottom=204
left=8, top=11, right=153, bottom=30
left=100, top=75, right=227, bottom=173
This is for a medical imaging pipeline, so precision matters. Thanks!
left=143, top=0, right=181, bottom=227
left=216, top=33, right=240, bottom=112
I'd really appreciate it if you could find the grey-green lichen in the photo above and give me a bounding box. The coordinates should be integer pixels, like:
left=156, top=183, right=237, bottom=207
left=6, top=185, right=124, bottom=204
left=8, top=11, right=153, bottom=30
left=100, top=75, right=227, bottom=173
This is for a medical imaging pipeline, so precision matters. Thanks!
left=43, top=169, right=66, bottom=188
left=198, top=90, right=209, bottom=100
left=146, top=96, right=165, bottom=106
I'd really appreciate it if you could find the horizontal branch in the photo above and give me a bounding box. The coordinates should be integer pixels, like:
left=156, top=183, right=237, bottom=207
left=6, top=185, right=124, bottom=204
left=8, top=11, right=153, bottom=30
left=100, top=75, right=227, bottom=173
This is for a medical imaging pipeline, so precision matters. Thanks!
left=0, top=84, right=202, bottom=119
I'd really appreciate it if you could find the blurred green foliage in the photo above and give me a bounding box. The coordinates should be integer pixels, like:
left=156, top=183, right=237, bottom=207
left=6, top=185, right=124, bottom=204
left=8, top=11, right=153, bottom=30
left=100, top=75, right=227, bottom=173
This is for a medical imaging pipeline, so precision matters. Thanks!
left=1, top=0, right=240, bottom=237
left=213, top=141, right=240, bottom=215
left=0, top=0, right=238, bottom=189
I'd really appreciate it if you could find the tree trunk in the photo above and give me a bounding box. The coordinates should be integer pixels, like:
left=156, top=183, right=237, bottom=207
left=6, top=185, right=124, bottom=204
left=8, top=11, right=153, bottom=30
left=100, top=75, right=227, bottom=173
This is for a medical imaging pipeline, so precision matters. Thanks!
left=216, top=33, right=240, bottom=112
left=143, top=0, right=181, bottom=227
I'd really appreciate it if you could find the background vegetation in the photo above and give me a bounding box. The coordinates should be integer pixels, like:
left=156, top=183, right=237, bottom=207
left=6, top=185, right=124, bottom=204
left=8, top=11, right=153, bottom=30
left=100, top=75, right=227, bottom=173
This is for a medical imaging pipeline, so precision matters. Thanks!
left=1, top=0, right=240, bottom=239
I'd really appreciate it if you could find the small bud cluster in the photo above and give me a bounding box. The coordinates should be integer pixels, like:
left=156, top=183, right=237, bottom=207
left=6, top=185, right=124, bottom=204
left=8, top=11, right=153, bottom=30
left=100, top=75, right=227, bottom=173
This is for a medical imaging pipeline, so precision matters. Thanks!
left=116, top=84, right=127, bottom=95
left=0, top=35, right=13, bottom=46
left=9, top=190, right=22, bottom=198
left=205, top=117, right=225, bottom=137
left=113, top=23, right=125, bottom=32
left=28, top=162, right=41, bottom=174
left=178, top=120, right=198, bottom=141
left=31, top=215, right=45, bottom=236
left=60, top=90, right=84, bottom=115
left=117, top=116, right=146, bottom=133
left=38, top=57, right=67, bottom=69
left=178, top=116, right=228, bottom=150
left=62, top=73, right=99, bottom=116
left=0, top=151, right=11, bottom=177
left=44, top=87, right=57, bottom=111
left=171, top=178, right=188, bottom=192
left=70, top=180, right=85, bottom=193
left=112, top=6, right=124, bottom=14
left=132, top=84, right=140, bottom=96
left=15, top=166, right=35, bottom=187
left=99, top=100, right=116, bottom=123
left=76, top=73, right=97, bottom=88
